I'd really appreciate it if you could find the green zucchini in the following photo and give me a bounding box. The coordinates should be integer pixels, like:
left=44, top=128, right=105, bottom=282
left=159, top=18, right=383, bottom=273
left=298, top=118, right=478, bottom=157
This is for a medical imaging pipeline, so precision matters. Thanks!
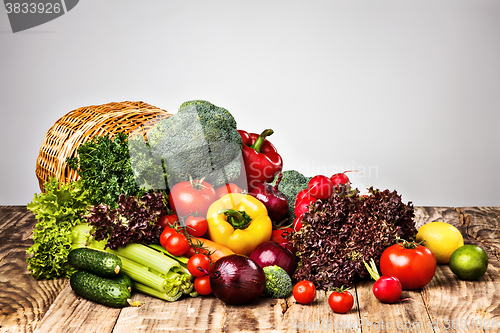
left=70, top=270, right=131, bottom=307
left=68, top=247, right=121, bottom=277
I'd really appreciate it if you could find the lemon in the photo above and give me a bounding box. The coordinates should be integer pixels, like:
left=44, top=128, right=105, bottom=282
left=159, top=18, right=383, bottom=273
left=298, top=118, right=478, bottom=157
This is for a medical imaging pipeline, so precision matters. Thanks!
left=415, top=221, right=464, bottom=264
left=449, top=245, right=489, bottom=280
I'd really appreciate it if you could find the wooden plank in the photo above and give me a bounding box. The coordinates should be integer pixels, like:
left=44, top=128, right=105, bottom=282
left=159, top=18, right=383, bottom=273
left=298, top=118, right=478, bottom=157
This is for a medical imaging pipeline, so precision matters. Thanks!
left=33, top=284, right=121, bottom=333
left=0, top=249, right=67, bottom=333
left=457, top=207, right=500, bottom=260
left=422, top=262, right=500, bottom=333
left=0, top=206, right=67, bottom=333
left=413, top=206, right=461, bottom=230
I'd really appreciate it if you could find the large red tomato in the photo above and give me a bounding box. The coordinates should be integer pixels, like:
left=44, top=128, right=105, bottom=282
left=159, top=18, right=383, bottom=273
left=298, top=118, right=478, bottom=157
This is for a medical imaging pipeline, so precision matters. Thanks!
left=169, top=179, right=216, bottom=217
left=380, top=240, right=436, bottom=290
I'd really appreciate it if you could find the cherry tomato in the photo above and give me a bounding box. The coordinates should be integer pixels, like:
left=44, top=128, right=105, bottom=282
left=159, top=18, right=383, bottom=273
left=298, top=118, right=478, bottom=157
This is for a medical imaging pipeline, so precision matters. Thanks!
left=187, top=253, right=211, bottom=277
left=194, top=275, right=212, bottom=295
left=380, top=239, right=437, bottom=290
left=157, top=214, right=179, bottom=229
left=293, top=280, right=316, bottom=304
left=169, top=179, right=216, bottom=217
left=307, top=175, right=334, bottom=200
left=328, top=288, right=354, bottom=314
left=184, top=215, right=209, bottom=237
left=159, top=227, right=178, bottom=249
left=215, top=183, right=244, bottom=199
left=164, top=232, right=190, bottom=257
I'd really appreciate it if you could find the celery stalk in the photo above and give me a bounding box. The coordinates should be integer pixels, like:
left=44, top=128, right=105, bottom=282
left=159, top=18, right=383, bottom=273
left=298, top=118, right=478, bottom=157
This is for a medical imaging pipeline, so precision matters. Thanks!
left=132, top=281, right=183, bottom=302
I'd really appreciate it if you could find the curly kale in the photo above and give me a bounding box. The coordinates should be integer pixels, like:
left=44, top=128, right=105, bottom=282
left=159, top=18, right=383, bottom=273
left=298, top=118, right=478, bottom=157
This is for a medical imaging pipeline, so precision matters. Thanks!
left=270, top=170, right=312, bottom=222
left=146, top=100, right=243, bottom=188
left=291, top=185, right=417, bottom=290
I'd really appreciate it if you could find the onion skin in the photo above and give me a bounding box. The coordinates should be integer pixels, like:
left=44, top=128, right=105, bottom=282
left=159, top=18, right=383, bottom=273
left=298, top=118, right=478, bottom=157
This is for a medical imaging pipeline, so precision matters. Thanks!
left=209, top=254, right=266, bottom=305
left=250, top=241, right=297, bottom=277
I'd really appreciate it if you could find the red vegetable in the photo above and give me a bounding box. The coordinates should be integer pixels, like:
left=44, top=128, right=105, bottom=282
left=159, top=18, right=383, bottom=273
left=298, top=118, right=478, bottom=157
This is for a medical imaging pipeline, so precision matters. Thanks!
left=187, top=254, right=211, bottom=278
left=157, top=214, right=179, bottom=229
left=293, top=280, right=316, bottom=305
left=169, top=178, right=216, bottom=217
left=380, top=239, right=436, bottom=290
left=215, top=183, right=244, bottom=199
left=328, top=287, right=354, bottom=314
left=164, top=232, right=190, bottom=257
left=249, top=241, right=297, bottom=277
left=194, top=275, right=212, bottom=295
left=307, top=175, right=334, bottom=200
left=364, top=258, right=402, bottom=303
left=294, top=197, right=315, bottom=217
left=184, top=215, right=208, bottom=237
left=330, top=171, right=354, bottom=188
left=249, top=174, right=289, bottom=222
left=208, top=254, right=266, bottom=305
left=238, top=129, right=283, bottom=191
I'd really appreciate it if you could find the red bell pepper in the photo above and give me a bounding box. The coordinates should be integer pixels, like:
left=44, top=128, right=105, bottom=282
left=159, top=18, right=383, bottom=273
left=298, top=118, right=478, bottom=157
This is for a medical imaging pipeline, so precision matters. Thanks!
left=238, top=129, right=283, bottom=191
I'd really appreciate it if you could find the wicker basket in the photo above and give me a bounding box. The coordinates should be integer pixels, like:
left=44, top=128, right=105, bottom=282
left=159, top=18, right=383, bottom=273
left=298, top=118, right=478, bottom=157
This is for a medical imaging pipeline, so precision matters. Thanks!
left=35, top=101, right=173, bottom=191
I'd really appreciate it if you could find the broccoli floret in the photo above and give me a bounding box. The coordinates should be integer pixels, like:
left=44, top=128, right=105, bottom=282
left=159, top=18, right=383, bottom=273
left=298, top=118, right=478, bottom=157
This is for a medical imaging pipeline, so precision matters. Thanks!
left=271, top=170, right=312, bottom=222
left=263, top=265, right=292, bottom=299
left=145, top=100, right=243, bottom=188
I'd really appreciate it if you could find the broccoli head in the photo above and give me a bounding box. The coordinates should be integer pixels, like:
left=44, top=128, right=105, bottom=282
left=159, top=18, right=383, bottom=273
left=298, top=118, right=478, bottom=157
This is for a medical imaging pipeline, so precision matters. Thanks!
left=271, top=170, right=312, bottom=222
left=144, top=100, right=243, bottom=188
left=263, top=265, right=292, bottom=299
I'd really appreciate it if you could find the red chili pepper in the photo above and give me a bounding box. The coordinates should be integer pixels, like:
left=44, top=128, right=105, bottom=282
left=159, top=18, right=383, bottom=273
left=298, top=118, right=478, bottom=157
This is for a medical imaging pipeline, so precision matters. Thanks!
left=238, top=129, right=283, bottom=191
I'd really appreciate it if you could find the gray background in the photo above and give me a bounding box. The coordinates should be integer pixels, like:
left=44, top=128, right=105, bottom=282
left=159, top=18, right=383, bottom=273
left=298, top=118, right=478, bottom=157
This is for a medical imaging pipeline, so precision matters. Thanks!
left=1, top=0, right=499, bottom=207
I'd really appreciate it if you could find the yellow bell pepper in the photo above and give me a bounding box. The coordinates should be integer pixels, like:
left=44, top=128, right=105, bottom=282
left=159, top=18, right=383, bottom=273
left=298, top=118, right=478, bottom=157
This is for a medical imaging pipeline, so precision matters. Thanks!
left=206, top=193, right=272, bottom=256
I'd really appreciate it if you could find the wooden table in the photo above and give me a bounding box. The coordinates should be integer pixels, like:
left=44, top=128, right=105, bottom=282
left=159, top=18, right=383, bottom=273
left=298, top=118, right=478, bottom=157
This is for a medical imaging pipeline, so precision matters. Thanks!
left=1, top=206, right=499, bottom=333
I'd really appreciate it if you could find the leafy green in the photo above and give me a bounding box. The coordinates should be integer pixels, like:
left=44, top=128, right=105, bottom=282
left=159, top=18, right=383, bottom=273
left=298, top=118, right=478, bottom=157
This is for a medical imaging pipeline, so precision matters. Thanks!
left=26, top=178, right=90, bottom=279
left=66, top=132, right=151, bottom=209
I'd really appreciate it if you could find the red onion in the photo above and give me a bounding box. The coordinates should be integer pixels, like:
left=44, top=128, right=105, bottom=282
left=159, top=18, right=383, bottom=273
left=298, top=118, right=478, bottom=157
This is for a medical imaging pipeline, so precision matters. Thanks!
left=250, top=241, right=297, bottom=277
left=209, top=254, right=266, bottom=305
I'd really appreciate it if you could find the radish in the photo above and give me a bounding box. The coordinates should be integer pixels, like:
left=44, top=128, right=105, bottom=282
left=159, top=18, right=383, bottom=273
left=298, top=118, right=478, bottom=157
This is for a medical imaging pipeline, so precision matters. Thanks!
left=363, top=258, right=402, bottom=304
left=307, top=175, right=334, bottom=200
left=330, top=170, right=356, bottom=187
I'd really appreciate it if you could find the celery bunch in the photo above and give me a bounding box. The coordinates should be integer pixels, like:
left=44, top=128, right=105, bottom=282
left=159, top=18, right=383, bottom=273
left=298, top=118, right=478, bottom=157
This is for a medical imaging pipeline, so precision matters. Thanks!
left=72, top=224, right=196, bottom=302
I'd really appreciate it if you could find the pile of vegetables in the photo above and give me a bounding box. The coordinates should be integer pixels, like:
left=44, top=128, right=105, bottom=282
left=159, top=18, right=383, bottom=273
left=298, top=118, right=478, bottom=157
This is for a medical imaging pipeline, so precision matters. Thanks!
left=27, top=98, right=430, bottom=311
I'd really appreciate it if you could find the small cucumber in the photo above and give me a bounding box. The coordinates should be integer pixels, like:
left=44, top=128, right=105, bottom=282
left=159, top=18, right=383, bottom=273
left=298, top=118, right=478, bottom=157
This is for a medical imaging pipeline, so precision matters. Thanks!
left=70, top=270, right=131, bottom=307
left=111, top=274, right=133, bottom=292
left=68, top=247, right=121, bottom=277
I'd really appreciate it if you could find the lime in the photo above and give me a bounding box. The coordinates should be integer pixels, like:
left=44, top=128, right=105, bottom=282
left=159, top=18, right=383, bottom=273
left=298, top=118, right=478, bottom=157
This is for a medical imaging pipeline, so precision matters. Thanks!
left=449, top=245, right=489, bottom=280
left=416, top=221, right=464, bottom=264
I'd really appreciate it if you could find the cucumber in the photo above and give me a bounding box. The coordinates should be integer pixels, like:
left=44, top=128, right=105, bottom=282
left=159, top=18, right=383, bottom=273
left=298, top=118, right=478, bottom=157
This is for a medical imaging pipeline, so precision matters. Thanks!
left=68, top=247, right=121, bottom=277
left=70, top=270, right=131, bottom=307
left=112, top=274, right=133, bottom=292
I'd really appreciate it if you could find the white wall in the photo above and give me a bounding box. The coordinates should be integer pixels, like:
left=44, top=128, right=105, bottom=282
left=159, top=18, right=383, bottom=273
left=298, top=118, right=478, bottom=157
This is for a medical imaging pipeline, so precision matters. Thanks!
left=1, top=0, right=499, bottom=207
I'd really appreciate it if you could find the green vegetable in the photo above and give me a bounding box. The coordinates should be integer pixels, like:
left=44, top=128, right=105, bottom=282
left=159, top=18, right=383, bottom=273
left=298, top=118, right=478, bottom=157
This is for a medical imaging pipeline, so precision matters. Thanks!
left=111, top=274, right=133, bottom=292
left=72, top=223, right=195, bottom=302
left=263, top=265, right=292, bottom=299
left=26, top=178, right=90, bottom=279
left=66, top=132, right=153, bottom=209
left=270, top=170, right=312, bottom=222
left=70, top=270, right=132, bottom=307
left=68, top=247, right=122, bottom=277
left=145, top=100, right=243, bottom=188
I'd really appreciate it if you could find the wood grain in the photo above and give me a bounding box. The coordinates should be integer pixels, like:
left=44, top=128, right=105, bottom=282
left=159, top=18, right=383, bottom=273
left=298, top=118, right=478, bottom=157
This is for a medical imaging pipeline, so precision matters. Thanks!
left=0, top=206, right=67, bottom=333
left=2, top=206, right=500, bottom=332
